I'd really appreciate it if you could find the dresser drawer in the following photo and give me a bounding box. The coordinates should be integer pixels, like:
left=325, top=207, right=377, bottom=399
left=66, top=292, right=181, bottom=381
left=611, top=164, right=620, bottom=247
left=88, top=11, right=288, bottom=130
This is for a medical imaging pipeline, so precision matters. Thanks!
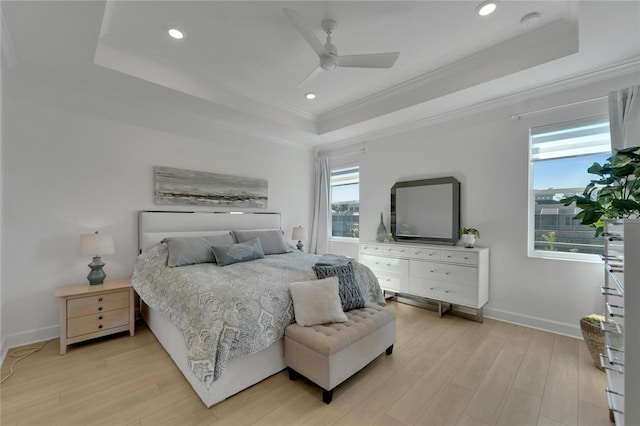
left=67, top=290, right=130, bottom=318
left=372, top=271, right=404, bottom=292
left=410, top=260, right=478, bottom=286
left=409, top=278, right=480, bottom=307
left=67, top=308, right=130, bottom=338
left=360, top=254, right=409, bottom=274
left=360, top=243, right=409, bottom=257
left=408, top=247, right=441, bottom=261
left=440, top=250, right=479, bottom=265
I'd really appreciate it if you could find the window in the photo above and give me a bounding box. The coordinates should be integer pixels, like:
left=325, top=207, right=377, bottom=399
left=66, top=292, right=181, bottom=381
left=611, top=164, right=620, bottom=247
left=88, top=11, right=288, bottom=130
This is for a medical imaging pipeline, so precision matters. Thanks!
left=529, top=115, right=611, bottom=260
left=330, top=165, right=359, bottom=239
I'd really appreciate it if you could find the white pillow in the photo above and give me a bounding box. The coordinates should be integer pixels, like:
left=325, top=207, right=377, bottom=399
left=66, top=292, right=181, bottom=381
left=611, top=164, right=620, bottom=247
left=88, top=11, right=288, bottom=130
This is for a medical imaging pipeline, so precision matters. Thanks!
left=289, top=277, right=348, bottom=326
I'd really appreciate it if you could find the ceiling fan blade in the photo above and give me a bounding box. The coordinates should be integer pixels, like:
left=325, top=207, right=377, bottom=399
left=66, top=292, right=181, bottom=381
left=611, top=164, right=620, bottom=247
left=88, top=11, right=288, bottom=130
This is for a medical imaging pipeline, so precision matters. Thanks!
left=338, top=52, right=400, bottom=69
left=295, top=65, right=323, bottom=89
left=283, top=8, right=328, bottom=58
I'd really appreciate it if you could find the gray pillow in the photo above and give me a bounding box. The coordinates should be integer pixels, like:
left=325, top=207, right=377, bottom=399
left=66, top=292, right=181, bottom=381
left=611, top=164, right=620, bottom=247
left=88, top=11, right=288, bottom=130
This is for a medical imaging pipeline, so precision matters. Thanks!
left=162, top=234, right=235, bottom=267
left=231, top=229, right=290, bottom=255
left=312, top=262, right=366, bottom=311
left=211, top=238, right=265, bottom=266
left=289, top=277, right=348, bottom=326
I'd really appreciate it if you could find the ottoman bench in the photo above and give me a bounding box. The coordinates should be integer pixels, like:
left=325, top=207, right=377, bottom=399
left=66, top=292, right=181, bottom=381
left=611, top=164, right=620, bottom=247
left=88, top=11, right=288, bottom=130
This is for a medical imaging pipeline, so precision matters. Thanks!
left=284, top=304, right=396, bottom=403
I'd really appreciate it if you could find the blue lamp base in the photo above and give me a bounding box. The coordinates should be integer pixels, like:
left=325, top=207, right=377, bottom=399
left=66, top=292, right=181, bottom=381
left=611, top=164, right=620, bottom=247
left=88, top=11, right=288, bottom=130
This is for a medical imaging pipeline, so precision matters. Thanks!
left=87, top=256, right=106, bottom=285
left=296, top=241, right=304, bottom=252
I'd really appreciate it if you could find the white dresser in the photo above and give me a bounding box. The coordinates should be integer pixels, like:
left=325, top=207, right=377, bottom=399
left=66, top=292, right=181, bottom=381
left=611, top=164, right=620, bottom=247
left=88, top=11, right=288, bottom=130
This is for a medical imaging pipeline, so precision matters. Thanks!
left=359, top=242, right=489, bottom=321
left=601, top=219, right=638, bottom=426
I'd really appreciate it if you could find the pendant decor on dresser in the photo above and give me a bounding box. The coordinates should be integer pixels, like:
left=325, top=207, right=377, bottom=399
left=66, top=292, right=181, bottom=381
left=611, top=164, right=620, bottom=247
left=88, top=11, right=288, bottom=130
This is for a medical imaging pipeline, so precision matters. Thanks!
left=154, top=166, right=268, bottom=208
left=376, top=212, right=388, bottom=242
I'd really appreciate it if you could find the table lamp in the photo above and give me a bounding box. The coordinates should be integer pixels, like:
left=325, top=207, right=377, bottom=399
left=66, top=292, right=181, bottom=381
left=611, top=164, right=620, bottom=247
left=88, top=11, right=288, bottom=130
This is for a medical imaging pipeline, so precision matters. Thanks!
left=292, top=226, right=306, bottom=252
left=80, top=231, right=114, bottom=285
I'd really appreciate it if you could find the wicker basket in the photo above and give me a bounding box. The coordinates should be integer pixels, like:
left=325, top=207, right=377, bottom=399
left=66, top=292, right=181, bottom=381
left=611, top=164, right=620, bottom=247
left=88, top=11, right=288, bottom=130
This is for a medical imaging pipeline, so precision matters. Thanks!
left=580, top=318, right=605, bottom=371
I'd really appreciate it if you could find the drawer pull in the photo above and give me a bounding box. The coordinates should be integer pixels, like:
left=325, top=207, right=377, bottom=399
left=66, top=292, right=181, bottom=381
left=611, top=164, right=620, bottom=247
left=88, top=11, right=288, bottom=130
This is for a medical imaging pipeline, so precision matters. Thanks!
left=600, top=286, right=623, bottom=297
left=399, top=249, right=405, bottom=253
left=98, top=316, right=103, bottom=320
left=429, top=287, right=450, bottom=293
left=606, top=303, right=624, bottom=318
left=98, top=325, right=103, bottom=329
left=605, top=388, right=624, bottom=414
left=599, top=354, right=623, bottom=373
left=98, top=306, right=103, bottom=311
left=98, top=297, right=103, bottom=302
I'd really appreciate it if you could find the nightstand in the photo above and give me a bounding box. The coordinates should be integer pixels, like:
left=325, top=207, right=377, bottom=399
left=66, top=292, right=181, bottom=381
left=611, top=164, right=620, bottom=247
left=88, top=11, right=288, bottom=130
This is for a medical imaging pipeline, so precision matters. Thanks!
left=54, top=278, right=135, bottom=355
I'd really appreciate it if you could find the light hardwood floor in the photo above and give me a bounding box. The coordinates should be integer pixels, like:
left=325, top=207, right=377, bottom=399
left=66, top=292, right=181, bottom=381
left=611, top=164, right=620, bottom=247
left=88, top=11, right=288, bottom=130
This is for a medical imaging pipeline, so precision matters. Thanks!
left=1, top=301, right=612, bottom=426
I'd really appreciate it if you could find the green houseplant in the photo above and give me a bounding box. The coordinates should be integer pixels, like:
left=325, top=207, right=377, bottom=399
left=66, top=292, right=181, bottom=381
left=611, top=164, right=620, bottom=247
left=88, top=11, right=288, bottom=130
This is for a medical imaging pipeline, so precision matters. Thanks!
left=561, top=146, right=640, bottom=237
left=460, top=228, right=480, bottom=248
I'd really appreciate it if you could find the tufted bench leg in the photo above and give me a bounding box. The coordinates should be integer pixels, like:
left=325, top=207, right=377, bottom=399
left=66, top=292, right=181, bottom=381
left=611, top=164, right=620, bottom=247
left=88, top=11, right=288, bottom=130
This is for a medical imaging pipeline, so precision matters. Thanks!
left=284, top=305, right=396, bottom=404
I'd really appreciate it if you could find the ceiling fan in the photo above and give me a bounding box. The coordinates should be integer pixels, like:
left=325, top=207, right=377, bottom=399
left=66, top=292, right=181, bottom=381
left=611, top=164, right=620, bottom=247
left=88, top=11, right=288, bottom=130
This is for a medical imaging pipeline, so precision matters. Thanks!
left=283, top=8, right=400, bottom=88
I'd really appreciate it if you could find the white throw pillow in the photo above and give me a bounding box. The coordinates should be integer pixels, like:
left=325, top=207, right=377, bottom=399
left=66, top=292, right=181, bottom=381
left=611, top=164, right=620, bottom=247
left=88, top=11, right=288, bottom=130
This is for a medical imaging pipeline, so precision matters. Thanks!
left=289, top=277, right=348, bottom=326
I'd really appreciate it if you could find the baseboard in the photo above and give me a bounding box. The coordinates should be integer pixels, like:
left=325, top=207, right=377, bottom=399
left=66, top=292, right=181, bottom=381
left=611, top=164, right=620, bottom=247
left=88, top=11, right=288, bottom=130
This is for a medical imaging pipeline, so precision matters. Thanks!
left=484, top=307, right=581, bottom=339
left=1, top=325, right=59, bottom=362
left=389, top=294, right=582, bottom=339
left=0, top=336, right=8, bottom=366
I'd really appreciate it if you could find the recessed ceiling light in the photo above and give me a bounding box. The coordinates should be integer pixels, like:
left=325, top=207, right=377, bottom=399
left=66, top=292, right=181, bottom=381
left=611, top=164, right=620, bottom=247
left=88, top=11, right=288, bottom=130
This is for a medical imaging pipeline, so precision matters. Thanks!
left=305, top=92, right=316, bottom=100
left=167, top=27, right=184, bottom=40
left=476, top=1, right=497, bottom=16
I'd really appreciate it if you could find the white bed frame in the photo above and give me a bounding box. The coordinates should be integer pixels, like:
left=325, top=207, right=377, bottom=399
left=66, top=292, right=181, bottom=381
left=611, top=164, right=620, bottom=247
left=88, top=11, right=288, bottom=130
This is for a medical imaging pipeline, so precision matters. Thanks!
left=138, top=210, right=287, bottom=407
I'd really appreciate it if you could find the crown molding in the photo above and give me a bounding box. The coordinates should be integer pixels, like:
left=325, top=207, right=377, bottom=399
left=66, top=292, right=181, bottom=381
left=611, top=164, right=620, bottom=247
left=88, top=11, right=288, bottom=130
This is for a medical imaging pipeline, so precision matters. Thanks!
left=317, top=19, right=579, bottom=134
left=318, top=58, right=640, bottom=152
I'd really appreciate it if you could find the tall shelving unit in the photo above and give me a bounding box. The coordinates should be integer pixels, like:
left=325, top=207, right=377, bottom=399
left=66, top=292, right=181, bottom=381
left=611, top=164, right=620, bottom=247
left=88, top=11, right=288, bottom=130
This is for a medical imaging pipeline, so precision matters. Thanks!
left=601, top=219, right=639, bottom=426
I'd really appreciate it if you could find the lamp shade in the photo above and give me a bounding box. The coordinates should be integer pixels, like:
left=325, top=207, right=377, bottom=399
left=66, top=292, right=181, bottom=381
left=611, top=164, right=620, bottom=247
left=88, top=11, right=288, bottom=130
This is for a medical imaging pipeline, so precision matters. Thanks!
left=81, top=232, right=114, bottom=256
left=292, top=226, right=306, bottom=241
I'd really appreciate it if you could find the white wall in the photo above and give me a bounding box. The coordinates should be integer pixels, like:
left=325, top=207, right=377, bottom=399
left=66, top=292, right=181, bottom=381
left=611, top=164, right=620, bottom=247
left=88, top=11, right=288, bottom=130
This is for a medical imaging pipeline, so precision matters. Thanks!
left=329, top=71, right=639, bottom=337
left=1, top=71, right=314, bottom=351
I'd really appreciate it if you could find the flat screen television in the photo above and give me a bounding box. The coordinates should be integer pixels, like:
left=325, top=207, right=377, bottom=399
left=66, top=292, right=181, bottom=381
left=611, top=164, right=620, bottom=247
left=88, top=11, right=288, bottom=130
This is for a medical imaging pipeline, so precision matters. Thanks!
left=391, top=176, right=460, bottom=245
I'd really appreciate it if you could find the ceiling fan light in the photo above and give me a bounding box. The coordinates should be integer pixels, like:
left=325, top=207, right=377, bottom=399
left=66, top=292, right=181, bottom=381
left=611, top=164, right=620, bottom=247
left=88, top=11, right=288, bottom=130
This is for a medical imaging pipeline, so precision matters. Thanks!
left=167, top=27, right=184, bottom=40
left=305, top=92, right=316, bottom=100
left=477, top=1, right=497, bottom=16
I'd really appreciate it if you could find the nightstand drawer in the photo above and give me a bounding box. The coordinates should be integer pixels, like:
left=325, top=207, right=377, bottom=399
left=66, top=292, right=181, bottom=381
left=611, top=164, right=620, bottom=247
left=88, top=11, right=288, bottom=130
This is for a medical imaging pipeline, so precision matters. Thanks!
left=67, top=308, right=130, bottom=338
left=67, top=290, right=129, bottom=318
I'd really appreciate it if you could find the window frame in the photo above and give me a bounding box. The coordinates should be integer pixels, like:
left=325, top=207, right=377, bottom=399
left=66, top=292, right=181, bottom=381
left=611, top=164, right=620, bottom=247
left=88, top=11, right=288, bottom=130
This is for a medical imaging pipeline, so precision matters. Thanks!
left=527, top=114, right=611, bottom=263
left=329, top=163, right=360, bottom=241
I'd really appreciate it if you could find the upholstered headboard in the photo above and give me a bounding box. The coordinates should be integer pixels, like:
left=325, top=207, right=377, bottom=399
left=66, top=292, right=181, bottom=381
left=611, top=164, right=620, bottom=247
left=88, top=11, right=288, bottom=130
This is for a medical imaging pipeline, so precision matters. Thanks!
left=138, top=211, right=282, bottom=253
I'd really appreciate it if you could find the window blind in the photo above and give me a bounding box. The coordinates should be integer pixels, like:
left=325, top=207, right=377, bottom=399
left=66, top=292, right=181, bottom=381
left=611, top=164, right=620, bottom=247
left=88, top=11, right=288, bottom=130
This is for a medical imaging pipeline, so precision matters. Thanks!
left=530, top=114, right=610, bottom=161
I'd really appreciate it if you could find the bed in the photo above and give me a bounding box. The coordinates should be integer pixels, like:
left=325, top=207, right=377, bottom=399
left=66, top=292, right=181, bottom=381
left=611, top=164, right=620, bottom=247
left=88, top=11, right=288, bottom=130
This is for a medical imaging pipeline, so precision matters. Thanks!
left=133, top=211, right=384, bottom=407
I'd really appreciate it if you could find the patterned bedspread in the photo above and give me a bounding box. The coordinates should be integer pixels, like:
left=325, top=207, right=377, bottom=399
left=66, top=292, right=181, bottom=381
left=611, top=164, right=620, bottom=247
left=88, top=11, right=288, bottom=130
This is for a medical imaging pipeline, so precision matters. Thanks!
left=131, top=243, right=385, bottom=389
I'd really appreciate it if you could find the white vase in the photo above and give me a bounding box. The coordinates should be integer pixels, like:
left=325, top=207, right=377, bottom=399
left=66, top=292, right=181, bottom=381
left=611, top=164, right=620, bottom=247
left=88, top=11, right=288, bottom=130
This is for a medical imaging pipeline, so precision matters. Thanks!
left=462, top=234, right=476, bottom=248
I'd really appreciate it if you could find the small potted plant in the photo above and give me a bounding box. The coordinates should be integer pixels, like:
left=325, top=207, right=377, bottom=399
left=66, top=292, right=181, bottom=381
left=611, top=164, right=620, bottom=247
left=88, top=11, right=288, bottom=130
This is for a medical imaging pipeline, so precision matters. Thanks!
left=460, top=228, right=480, bottom=248
left=580, top=314, right=605, bottom=371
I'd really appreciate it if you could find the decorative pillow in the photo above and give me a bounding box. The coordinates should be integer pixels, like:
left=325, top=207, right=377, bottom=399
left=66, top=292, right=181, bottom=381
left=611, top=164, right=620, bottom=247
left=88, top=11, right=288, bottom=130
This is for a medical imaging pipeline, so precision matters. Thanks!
left=231, top=229, right=291, bottom=255
left=289, top=277, right=348, bottom=326
left=211, top=238, right=265, bottom=266
left=162, top=234, right=235, bottom=267
left=312, top=262, right=366, bottom=311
